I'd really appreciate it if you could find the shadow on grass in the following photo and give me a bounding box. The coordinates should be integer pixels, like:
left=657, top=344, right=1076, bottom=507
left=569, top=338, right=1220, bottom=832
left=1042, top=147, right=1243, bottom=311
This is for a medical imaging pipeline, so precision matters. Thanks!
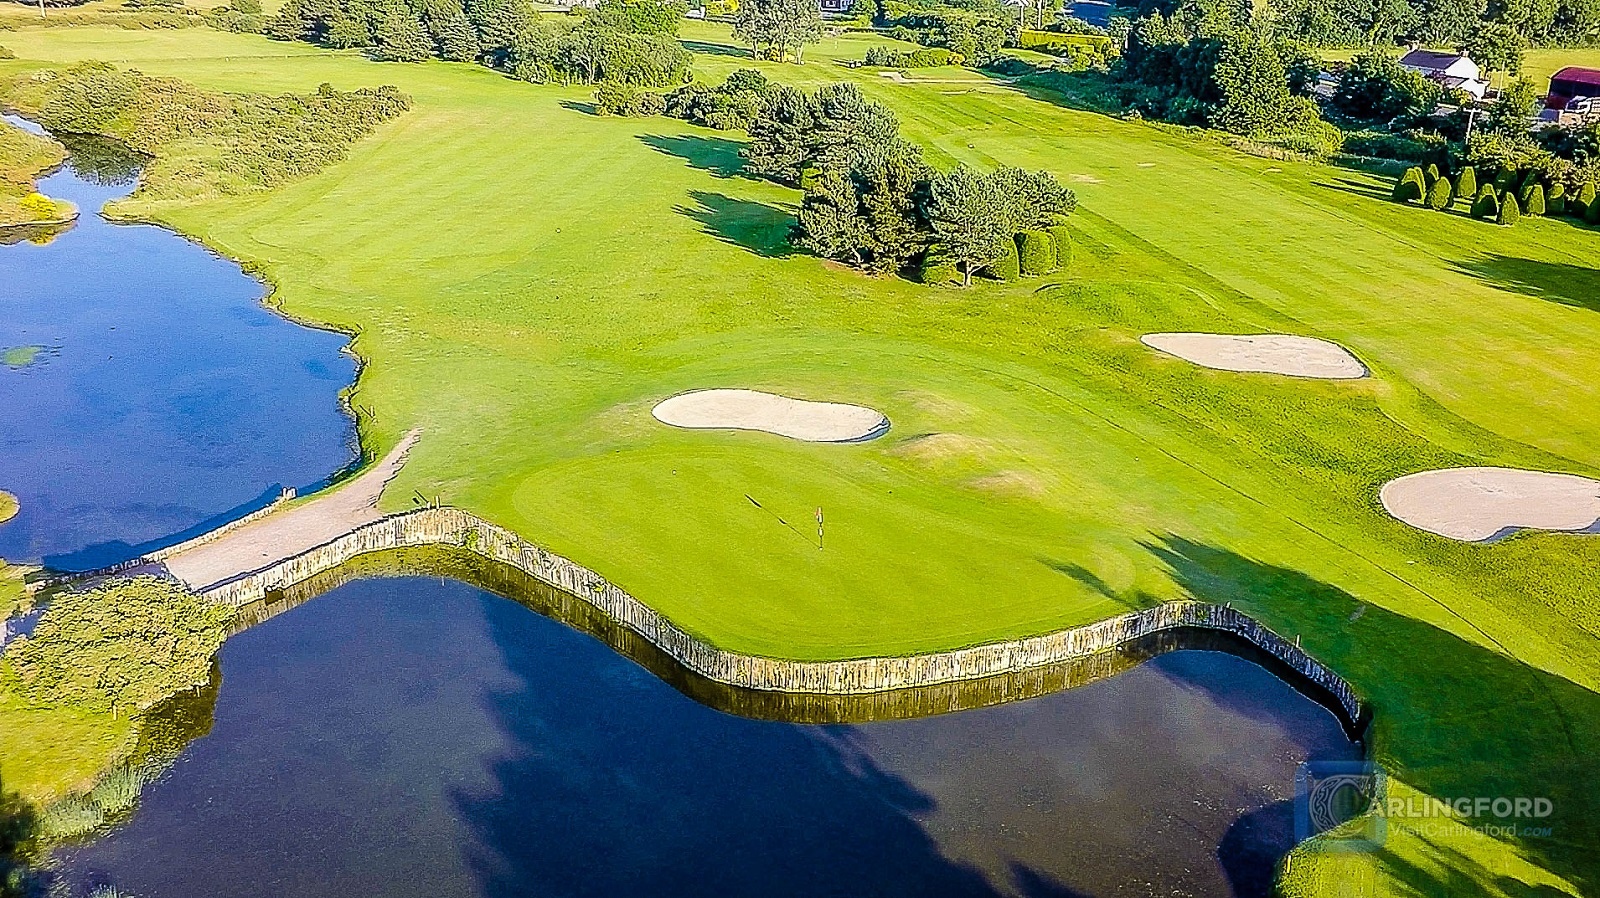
left=1452, top=254, right=1600, bottom=314
left=558, top=99, right=598, bottom=117
left=676, top=189, right=795, bottom=258
left=639, top=133, right=750, bottom=179
left=1147, top=536, right=1597, bottom=897
left=1040, top=558, right=1156, bottom=612
left=681, top=38, right=753, bottom=58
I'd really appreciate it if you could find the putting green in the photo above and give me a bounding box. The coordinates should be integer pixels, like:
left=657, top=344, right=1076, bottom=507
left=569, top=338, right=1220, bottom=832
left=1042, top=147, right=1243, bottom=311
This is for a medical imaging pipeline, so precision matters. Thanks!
left=0, top=22, right=1596, bottom=895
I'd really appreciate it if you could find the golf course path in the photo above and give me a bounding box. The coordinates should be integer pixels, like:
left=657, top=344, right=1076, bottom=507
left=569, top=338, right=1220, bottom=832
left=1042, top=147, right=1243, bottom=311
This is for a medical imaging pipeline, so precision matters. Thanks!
left=1381, top=466, right=1600, bottom=542
left=1141, top=333, right=1367, bottom=379
left=653, top=389, right=889, bottom=442
left=163, top=430, right=422, bottom=590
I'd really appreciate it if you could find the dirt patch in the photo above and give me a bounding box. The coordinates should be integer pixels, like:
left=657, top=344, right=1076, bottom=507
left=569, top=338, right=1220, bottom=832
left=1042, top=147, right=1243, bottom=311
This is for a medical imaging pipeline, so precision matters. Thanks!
left=1141, top=333, right=1367, bottom=379
left=893, top=432, right=999, bottom=465
left=1380, top=467, right=1600, bottom=542
left=968, top=470, right=1048, bottom=497
left=652, top=389, right=889, bottom=443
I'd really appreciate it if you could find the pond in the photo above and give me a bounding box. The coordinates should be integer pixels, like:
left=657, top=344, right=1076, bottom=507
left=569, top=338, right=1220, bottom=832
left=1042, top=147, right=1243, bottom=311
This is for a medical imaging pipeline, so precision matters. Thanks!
left=55, top=574, right=1362, bottom=898
left=0, top=116, right=356, bottom=571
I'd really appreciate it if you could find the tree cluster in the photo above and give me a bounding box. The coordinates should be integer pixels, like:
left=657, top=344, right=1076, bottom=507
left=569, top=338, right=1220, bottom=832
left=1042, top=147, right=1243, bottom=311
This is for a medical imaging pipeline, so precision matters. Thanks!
left=0, top=577, right=233, bottom=718
left=266, top=0, right=693, bottom=86
left=733, top=0, right=824, bottom=63
left=1195, top=0, right=1597, bottom=49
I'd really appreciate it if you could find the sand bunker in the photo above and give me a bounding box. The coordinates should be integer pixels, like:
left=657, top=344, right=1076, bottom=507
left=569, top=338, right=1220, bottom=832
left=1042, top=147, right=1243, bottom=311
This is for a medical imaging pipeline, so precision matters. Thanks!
left=652, top=389, right=888, bottom=443
left=1141, top=333, right=1367, bottom=379
left=1381, top=467, right=1600, bottom=542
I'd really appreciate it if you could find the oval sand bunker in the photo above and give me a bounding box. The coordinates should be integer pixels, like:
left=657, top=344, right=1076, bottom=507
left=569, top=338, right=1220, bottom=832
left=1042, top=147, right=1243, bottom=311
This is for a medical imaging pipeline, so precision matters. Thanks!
left=1141, top=333, right=1367, bottom=379
left=652, top=389, right=889, bottom=443
left=1381, top=467, right=1600, bottom=541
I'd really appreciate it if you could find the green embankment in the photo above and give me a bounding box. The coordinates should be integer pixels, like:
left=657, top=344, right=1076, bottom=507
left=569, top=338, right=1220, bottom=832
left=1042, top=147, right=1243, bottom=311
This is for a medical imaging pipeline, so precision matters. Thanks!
left=0, top=120, right=72, bottom=226
left=0, top=22, right=1594, bottom=895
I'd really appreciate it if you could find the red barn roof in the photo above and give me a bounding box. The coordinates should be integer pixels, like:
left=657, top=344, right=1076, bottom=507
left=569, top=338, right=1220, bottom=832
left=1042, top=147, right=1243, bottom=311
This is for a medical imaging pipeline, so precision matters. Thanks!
left=1551, top=66, right=1600, bottom=88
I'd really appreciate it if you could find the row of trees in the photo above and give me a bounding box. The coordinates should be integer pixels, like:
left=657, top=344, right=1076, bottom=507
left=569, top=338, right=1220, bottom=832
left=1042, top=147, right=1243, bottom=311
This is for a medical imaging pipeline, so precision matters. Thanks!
left=266, top=0, right=693, bottom=85
left=1169, top=0, right=1600, bottom=49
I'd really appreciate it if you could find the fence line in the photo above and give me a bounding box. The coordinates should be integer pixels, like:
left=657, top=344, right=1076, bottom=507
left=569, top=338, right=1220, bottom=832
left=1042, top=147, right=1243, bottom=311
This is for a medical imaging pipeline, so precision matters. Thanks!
left=196, top=507, right=1364, bottom=725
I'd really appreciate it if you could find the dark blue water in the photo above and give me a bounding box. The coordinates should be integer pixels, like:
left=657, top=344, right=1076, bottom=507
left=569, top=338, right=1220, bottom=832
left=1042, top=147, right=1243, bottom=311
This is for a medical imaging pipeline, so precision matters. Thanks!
left=0, top=118, right=356, bottom=570
left=59, top=577, right=1361, bottom=898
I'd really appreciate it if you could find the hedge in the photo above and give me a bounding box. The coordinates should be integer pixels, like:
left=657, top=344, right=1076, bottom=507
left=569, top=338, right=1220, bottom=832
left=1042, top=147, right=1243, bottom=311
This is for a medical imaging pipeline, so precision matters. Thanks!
left=1426, top=177, right=1452, bottom=211
left=1456, top=166, right=1476, bottom=204
left=1548, top=182, right=1566, bottom=216
left=1047, top=223, right=1073, bottom=271
left=919, top=246, right=962, bottom=285
left=986, top=237, right=1021, bottom=281
left=1522, top=183, right=1546, bottom=217
left=1017, top=230, right=1055, bottom=276
left=1393, top=167, right=1425, bottom=203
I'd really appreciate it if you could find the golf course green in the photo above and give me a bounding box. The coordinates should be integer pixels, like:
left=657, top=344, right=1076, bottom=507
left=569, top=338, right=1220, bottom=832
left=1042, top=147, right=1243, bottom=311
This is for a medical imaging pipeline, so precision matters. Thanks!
left=0, top=19, right=1597, bottom=896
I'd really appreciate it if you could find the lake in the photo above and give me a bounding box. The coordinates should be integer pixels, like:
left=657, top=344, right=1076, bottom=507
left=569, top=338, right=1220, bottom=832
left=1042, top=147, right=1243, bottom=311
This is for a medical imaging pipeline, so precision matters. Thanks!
left=0, top=117, right=356, bottom=571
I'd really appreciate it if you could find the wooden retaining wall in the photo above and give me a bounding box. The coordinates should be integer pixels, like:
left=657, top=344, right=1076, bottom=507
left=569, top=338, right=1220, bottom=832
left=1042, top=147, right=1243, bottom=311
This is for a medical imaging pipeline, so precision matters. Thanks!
left=199, top=507, right=1365, bottom=725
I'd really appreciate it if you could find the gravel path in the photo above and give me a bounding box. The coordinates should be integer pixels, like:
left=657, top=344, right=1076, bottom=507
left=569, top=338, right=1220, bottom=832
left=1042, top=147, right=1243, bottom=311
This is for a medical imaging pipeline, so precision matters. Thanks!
left=164, top=430, right=421, bottom=590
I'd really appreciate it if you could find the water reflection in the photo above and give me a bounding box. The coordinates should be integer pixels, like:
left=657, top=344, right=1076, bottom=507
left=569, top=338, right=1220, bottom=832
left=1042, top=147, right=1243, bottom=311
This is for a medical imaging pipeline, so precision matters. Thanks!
left=0, top=119, right=357, bottom=570
left=59, top=574, right=1361, bottom=897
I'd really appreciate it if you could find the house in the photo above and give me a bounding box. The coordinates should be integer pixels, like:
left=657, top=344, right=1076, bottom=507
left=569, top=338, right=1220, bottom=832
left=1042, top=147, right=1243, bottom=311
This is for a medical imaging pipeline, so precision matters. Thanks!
left=1397, top=49, right=1490, bottom=100
left=1064, top=0, right=1113, bottom=27
left=818, top=0, right=854, bottom=13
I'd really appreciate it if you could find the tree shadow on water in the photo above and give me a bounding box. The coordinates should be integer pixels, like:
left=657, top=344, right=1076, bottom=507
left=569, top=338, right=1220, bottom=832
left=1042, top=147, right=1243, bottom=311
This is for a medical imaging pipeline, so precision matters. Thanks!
left=639, top=133, right=750, bottom=180
left=450, top=590, right=1074, bottom=898
left=1452, top=254, right=1600, bottom=314
left=1145, top=535, right=1598, bottom=897
left=676, top=189, right=796, bottom=258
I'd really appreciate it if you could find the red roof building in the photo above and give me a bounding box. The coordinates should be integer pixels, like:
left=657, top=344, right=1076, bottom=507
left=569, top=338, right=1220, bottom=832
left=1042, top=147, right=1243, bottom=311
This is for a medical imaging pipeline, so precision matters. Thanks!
left=1546, top=67, right=1600, bottom=110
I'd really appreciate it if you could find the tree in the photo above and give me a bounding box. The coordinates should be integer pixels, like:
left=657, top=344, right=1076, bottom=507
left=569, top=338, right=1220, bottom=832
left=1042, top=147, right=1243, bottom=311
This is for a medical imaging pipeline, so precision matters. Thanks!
left=587, top=0, right=686, bottom=34
left=1548, top=180, right=1566, bottom=215
left=1331, top=49, right=1444, bottom=125
left=742, top=84, right=816, bottom=184
left=1457, top=164, right=1477, bottom=201
left=1461, top=21, right=1526, bottom=78
left=928, top=165, right=1012, bottom=286
left=1498, top=191, right=1522, bottom=225
left=1427, top=175, right=1454, bottom=210
left=431, top=5, right=480, bottom=60
left=374, top=4, right=434, bottom=60
left=1485, top=77, right=1540, bottom=135
left=988, top=165, right=1076, bottom=229
left=1576, top=180, right=1597, bottom=218
left=772, top=0, right=823, bottom=62
left=1210, top=30, right=1296, bottom=136
left=325, top=13, right=372, bottom=47
left=733, top=0, right=779, bottom=59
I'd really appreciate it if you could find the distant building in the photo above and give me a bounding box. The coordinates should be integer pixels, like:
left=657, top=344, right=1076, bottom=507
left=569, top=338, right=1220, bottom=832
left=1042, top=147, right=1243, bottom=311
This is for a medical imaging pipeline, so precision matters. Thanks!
left=1397, top=49, right=1490, bottom=100
left=1064, top=0, right=1113, bottom=27
left=819, top=0, right=854, bottom=13
left=1546, top=67, right=1600, bottom=112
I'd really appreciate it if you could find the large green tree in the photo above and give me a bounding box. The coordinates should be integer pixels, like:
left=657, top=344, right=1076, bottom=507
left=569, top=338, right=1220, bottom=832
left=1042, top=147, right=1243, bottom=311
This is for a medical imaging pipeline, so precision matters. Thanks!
left=928, top=165, right=1013, bottom=286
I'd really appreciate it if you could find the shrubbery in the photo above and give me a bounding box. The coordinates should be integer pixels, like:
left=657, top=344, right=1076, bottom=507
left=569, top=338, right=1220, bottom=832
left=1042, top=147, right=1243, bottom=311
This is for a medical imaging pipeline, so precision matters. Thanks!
left=1393, top=166, right=1425, bottom=202
left=1017, top=229, right=1054, bottom=275
left=987, top=234, right=1021, bottom=280
left=1498, top=193, right=1522, bottom=227
left=1425, top=176, right=1452, bottom=211
left=862, top=45, right=965, bottom=67
left=1047, top=223, right=1073, bottom=270
left=661, top=68, right=769, bottom=130
left=0, top=577, right=232, bottom=717
left=3, top=64, right=409, bottom=203
left=1472, top=184, right=1500, bottom=220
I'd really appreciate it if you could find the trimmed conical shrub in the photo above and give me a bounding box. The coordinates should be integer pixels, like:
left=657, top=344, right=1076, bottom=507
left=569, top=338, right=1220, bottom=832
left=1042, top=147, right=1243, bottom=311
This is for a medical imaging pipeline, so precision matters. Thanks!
left=1494, top=167, right=1518, bottom=190
left=1588, top=196, right=1600, bottom=225
left=1522, top=183, right=1546, bottom=217
left=1425, top=163, right=1441, bottom=183
left=1575, top=181, right=1597, bottom=218
left=1548, top=182, right=1566, bottom=216
left=1047, top=224, right=1073, bottom=271
left=985, top=237, right=1021, bottom=281
left=1426, top=177, right=1453, bottom=211
left=1472, top=184, right=1500, bottom=220
left=1499, top=193, right=1522, bottom=227
left=1456, top=166, right=1477, bottom=204
left=1017, top=230, right=1055, bottom=276
left=1394, top=167, right=1426, bottom=203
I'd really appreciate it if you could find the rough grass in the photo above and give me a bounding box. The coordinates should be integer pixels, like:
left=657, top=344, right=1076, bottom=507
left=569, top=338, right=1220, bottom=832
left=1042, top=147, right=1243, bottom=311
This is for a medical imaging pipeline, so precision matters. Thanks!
left=0, top=118, right=64, bottom=224
left=0, top=22, right=1595, bottom=896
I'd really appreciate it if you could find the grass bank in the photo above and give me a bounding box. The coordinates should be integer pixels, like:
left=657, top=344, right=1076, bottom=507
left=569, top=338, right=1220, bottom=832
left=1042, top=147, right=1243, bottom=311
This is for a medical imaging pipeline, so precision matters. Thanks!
left=0, top=119, right=71, bottom=227
left=0, top=22, right=1595, bottom=896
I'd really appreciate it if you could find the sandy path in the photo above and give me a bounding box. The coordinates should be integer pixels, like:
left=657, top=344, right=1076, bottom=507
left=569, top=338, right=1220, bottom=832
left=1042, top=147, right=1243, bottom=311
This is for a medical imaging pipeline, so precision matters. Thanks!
left=1141, top=333, right=1367, bottom=379
left=164, top=430, right=421, bottom=590
left=653, top=389, right=889, bottom=443
left=1380, top=466, right=1600, bottom=541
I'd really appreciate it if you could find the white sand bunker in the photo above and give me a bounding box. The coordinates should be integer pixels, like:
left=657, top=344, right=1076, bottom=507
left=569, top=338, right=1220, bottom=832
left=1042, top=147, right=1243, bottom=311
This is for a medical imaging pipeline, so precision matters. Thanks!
left=1141, top=333, right=1367, bottom=379
left=1381, top=467, right=1600, bottom=542
left=652, top=389, right=889, bottom=443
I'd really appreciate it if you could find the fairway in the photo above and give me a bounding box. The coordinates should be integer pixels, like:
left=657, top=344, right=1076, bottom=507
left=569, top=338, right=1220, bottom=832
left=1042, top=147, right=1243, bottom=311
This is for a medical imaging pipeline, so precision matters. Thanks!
left=1, top=21, right=1597, bottom=896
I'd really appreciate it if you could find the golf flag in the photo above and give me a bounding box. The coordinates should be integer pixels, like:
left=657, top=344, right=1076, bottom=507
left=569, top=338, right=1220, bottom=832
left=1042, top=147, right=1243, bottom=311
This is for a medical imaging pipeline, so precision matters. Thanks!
left=816, top=507, right=824, bottom=549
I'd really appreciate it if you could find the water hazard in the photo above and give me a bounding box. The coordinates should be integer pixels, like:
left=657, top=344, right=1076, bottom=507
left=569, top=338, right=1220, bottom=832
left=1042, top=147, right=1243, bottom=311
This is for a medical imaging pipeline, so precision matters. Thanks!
left=0, top=116, right=356, bottom=570
left=56, top=575, right=1362, bottom=898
